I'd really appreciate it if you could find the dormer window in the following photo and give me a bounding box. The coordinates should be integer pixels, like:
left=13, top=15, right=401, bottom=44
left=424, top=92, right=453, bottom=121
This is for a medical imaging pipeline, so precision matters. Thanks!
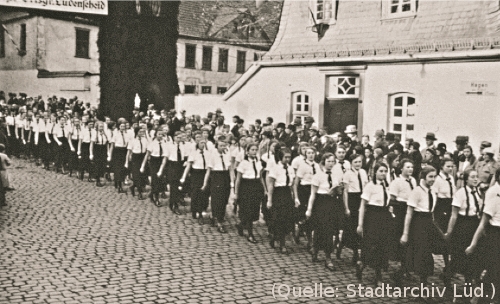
left=309, top=0, right=337, bottom=25
left=388, top=0, right=417, bottom=17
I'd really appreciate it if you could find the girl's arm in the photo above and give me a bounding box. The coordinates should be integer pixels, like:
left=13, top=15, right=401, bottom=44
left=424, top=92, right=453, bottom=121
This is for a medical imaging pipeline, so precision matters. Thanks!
left=140, top=150, right=150, bottom=172
left=357, top=199, right=368, bottom=237
left=89, top=140, right=94, bottom=160
left=306, top=185, right=318, bottom=218
left=68, top=131, right=75, bottom=151
left=125, top=149, right=132, bottom=168
left=266, top=175, right=275, bottom=208
left=158, top=156, right=167, bottom=177
left=180, top=162, right=192, bottom=183
left=293, top=176, right=300, bottom=206
left=400, top=206, right=415, bottom=245
left=234, top=171, right=242, bottom=200
left=445, top=206, right=459, bottom=240
left=201, top=168, right=211, bottom=191
left=466, top=214, right=491, bottom=255
left=343, top=185, right=350, bottom=216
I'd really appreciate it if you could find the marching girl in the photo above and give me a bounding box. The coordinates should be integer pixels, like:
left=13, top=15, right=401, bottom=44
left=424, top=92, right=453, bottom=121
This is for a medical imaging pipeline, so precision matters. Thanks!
left=306, top=153, right=344, bottom=271
left=67, top=117, right=82, bottom=178
left=109, top=120, right=129, bottom=194
left=260, top=139, right=279, bottom=232
left=401, top=166, right=438, bottom=286
left=267, top=146, right=295, bottom=253
left=388, top=158, right=417, bottom=283
left=31, top=112, right=42, bottom=165
left=180, top=137, right=210, bottom=220
left=342, top=154, right=369, bottom=266
left=293, top=146, right=320, bottom=249
left=466, top=167, right=500, bottom=304
left=235, top=143, right=265, bottom=243
left=36, top=113, right=50, bottom=169
left=90, top=122, right=109, bottom=187
left=52, top=116, right=69, bottom=174
left=201, top=128, right=216, bottom=152
left=6, top=109, right=17, bottom=157
left=444, top=169, right=482, bottom=289
left=356, top=162, right=391, bottom=285
left=79, top=120, right=95, bottom=181
left=291, top=142, right=308, bottom=172
left=432, top=158, right=456, bottom=276
left=165, top=131, right=187, bottom=214
left=15, top=110, right=26, bottom=158
left=141, top=129, right=167, bottom=207
left=23, top=112, right=33, bottom=160
left=44, top=113, right=55, bottom=170
left=333, top=144, right=350, bottom=259
left=202, top=136, right=234, bottom=233
left=125, top=127, right=149, bottom=200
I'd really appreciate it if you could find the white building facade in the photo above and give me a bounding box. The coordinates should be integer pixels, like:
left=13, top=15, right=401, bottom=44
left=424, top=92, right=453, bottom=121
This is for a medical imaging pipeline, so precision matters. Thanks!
left=0, top=12, right=100, bottom=104
left=224, top=0, right=500, bottom=151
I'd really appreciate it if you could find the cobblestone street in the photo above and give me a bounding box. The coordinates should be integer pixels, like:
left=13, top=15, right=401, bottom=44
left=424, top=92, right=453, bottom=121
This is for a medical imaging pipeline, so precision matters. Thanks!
left=1, top=160, right=456, bottom=304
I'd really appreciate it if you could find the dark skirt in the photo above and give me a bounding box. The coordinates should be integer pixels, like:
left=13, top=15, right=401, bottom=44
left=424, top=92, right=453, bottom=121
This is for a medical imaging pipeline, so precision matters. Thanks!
left=344, top=192, right=362, bottom=250
left=210, top=171, right=231, bottom=222
left=297, top=184, right=311, bottom=222
left=166, top=161, right=183, bottom=183
left=433, top=197, right=452, bottom=255
left=310, top=194, right=336, bottom=253
left=449, top=215, right=480, bottom=278
left=484, top=225, right=500, bottom=294
left=190, top=168, right=209, bottom=213
left=112, top=147, right=127, bottom=182
left=149, top=156, right=165, bottom=193
left=406, top=212, right=435, bottom=278
left=7, top=127, right=18, bottom=156
left=80, top=142, right=91, bottom=173
left=68, top=139, right=79, bottom=171
left=270, top=186, right=295, bottom=238
left=237, top=178, right=264, bottom=223
left=361, top=205, right=392, bottom=270
left=131, top=153, right=146, bottom=188
left=94, top=144, right=108, bottom=179
left=388, top=200, right=408, bottom=262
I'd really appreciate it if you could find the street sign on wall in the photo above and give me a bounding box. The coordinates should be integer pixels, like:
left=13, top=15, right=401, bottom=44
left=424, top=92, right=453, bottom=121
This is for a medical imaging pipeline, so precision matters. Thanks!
left=462, top=81, right=498, bottom=96
left=0, top=0, right=108, bottom=15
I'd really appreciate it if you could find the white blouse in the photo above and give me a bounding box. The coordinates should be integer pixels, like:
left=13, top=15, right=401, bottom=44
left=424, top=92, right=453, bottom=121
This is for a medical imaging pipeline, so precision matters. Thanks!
left=484, top=184, right=500, bottom=226
left=433, top=172, right=456, bottom=199
left=452, top=186, right=483, bottom=217
left=344, top=168, right=369, bottom=193
left=389, top=176, right=417, bottom=202
left=237, top=158, right=262, bottom=179
left=208, top=151, right=231, bottom=171
left=187, top=148, right=209, bottom=170
left=91, top=131, right=109, bottom=145
left=312, top=167, right=343, bottom=194
left=147, top=139, right=167, bottom=157
left=128, top=137, right=148, bottom=154
left=268, top=162, right=295, bottom=187
left=296, top=160, right=320, bottom=185
left=361, top=181, right=390, bottom=207
left=407, top=185, right=437, bottom=213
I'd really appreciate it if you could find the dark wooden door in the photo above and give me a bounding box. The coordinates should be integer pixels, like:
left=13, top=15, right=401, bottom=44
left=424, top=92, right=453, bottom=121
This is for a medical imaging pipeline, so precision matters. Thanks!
left=324, top=99, right=358, bottom=134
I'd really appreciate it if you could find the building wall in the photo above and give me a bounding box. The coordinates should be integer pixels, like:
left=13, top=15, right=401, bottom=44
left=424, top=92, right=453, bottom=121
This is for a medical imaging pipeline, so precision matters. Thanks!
left=0, top=16, right=38, bottom=70
left=176, top=38, right=261, bottom=95
left=0, top=16, right=100, bottom=104
left=227, top=60, right=500, bottom=152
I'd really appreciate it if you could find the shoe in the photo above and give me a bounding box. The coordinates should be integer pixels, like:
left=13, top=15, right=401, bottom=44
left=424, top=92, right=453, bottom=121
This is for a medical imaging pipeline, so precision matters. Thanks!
left=312, top=252, right=319, bottom=263
left=155, top=200, right=162, bottom=207
left=96, top=181, right=104, bottom=187
left=356, top=262, right=363, bottom=280
left=294, top=233, right=300, bottom=244
left=280, top=247, right=289, bottom=255
left=172, top=208, right=181, bottom=215
left=236, top=224, right=244, bottom=236
left=138, top=193, right=146, bottom=200
left=325, top=259, right=335, bottom=271
left=130, top=187, right=136, bottom=197
left=217, top=226, right=227, bottom=233
left=247, top=235, right=257, bottom=244
left=69, top=171, right=73, bottom=177
left=192, top=212, right=197, bottom=219
left=269, top=238, right=275, bottom=249
left=336, top=243, right=343, bottom=259
left=149, top=192, right=155, bottom=204
left=88, top=178, right=95, bottom=183
left=198, top=217, right=204, bottom=225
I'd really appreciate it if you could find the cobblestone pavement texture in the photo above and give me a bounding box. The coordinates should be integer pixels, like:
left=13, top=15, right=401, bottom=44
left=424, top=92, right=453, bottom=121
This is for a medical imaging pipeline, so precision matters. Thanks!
left=0, top=160, right=464, bottom=303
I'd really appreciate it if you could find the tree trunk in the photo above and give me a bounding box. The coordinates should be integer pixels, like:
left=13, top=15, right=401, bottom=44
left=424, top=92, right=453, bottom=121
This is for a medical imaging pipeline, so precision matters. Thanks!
left=97, top=1, right=180, bottom=121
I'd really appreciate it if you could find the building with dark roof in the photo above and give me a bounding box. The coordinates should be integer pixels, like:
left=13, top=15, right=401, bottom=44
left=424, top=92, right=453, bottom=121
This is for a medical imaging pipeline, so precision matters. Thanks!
left=175, top=0, right=282, bottom=114
left=224, top=0, right=500, bottom=151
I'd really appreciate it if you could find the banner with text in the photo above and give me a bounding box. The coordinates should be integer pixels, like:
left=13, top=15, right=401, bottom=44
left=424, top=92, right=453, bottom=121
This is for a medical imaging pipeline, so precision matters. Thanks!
left=0, top=0, right=107, bottom=15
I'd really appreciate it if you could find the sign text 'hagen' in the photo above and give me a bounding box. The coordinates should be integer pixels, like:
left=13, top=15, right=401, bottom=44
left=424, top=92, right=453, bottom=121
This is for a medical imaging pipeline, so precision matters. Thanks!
left=0, top=0, right=108, bottom=15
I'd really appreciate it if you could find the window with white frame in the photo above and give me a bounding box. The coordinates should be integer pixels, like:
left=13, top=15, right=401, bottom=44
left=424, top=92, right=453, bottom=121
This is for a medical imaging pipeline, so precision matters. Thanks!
left=389, top=93, right=416, bottom=143
left=309, top=0, right=337, bottom=25
left=388, top=0, right=417, bottom=16
left=292, top=92, right=311, bottom=124
left=327, top=76, right=360, bottom=99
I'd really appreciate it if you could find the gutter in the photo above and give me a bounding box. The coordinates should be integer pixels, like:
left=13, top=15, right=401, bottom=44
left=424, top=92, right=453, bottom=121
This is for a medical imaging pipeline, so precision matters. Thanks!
left=223, top=48, right=500, bottom=100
